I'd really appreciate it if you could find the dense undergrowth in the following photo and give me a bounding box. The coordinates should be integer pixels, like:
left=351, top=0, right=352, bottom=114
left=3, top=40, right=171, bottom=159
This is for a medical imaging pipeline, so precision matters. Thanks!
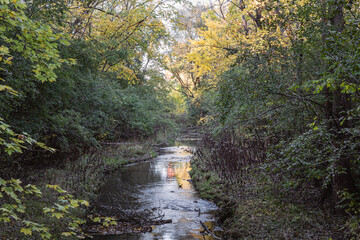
left=190, top=132, right=350, bottom=239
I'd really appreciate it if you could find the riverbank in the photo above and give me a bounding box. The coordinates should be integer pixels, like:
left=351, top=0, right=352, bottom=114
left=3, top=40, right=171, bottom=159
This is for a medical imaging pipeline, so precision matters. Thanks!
left=190, top=140, right=347, bottom=239
left=26, top=122, right=187, bottom=197
left=43, top=140, right=159, bottom=198
left=0, top=132, right=179, bottom=239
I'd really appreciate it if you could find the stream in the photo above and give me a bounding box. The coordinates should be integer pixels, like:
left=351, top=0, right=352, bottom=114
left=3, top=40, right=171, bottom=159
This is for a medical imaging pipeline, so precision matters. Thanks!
left=92, top=136, right=221, bottom=239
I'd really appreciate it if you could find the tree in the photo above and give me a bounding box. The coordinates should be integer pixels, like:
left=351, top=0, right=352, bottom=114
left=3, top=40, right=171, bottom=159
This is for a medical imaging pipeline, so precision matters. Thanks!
left=0, top=0, right=72, bottom=87
left=176, top=0, right=360, bottom=206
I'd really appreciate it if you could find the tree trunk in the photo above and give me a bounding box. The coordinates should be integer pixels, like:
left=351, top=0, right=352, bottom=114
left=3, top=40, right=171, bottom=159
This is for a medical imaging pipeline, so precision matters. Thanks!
left=325, top=1, right=355, bottom=209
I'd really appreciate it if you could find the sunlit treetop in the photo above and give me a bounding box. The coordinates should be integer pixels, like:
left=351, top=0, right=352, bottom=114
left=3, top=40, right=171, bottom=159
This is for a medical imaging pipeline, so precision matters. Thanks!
left=61, top=0, right=171, bottom=84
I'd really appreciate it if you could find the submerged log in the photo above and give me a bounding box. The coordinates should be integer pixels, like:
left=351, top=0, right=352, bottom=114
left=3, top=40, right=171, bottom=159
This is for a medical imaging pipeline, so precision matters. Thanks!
left=151, top=219, right=172, bottom=225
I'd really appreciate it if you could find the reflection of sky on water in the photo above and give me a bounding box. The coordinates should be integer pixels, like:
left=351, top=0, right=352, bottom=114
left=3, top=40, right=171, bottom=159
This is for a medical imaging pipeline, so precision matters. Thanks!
left=92, top=139, right=220, bottom=240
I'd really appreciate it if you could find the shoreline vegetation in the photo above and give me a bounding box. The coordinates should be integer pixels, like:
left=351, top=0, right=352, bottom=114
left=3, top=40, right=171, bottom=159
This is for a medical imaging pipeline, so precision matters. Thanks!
left=190, top=131, right=349, bottom=239
left=0, top=123, right=182, bottom=239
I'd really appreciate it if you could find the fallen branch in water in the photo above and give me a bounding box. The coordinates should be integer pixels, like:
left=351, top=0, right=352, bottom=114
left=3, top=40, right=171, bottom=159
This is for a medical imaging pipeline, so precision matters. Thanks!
left=200, top=221, right=221, bottom=239
left=86, top=194, right=171, bottom=235
left=151, top=219, right=172, bottom=225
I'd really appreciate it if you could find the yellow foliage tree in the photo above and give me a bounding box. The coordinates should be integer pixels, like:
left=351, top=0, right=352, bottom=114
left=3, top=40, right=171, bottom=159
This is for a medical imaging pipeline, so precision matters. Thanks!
left=63, top=0, right=168, bottom=84
left=186, top=0, right=303, bottom=85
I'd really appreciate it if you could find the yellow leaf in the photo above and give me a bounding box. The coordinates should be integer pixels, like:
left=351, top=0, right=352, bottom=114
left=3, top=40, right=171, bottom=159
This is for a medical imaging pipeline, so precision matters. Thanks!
left=79, top=200, right=89, bottom=207
left=69, top=199, right=79, bottom=208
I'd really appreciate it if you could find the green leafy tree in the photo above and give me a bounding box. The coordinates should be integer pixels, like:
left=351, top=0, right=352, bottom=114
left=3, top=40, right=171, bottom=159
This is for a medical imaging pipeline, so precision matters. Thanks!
left=0, top=0, right=72, bottom=86
left=178, top=0, right=360, bottom=207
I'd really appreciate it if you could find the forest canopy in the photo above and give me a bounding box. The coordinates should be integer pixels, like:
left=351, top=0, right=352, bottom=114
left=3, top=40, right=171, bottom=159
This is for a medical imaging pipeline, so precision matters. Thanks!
left=0, top=0, right=179, bottom=154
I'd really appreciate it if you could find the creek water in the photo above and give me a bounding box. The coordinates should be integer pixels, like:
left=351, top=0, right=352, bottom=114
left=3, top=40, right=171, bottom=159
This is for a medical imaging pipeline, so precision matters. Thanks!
left=92, top=137, right=221, bottom=240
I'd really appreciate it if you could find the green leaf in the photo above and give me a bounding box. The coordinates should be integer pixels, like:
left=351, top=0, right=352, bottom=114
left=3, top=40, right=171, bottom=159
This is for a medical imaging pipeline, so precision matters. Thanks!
left=43, top=207, right=53, bottom=213
left=0, top=178, right=6, bottom=186
left=51, top=212, right=64, bottom=219
left=0, top=85, right=18, bottom=95
left=2, top=186, right=21, bottom=203
left=62, top=232, right=73, bottom=237
left=40, top=232, right=52, bottom=239
left=20, top=228, right=32, bottom=236
left=17, top=204, right=26, bottom=213
left=0, top=216, right=10, bottom=223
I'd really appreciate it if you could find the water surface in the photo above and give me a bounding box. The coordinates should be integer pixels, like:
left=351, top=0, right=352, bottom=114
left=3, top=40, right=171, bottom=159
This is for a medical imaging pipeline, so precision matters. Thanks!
left=93, top=138, right=220, bottom=239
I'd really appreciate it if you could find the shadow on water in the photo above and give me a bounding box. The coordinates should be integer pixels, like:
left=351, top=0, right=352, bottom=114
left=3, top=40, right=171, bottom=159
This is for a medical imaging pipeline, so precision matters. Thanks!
left=91, top=137, right=222, bottom=240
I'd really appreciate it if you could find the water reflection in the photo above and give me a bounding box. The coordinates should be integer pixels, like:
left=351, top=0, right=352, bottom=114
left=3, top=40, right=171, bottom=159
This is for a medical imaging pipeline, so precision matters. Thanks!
left=167, top=164, right=175, bottom=179
left=92, top=139, right=221, bottom=240
left=173, top=162, right=192, bottom=190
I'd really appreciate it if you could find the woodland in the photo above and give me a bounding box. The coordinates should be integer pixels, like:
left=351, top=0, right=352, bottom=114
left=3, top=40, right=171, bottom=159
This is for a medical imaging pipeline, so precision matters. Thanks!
left=1, top=0, right=360, bottom=239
